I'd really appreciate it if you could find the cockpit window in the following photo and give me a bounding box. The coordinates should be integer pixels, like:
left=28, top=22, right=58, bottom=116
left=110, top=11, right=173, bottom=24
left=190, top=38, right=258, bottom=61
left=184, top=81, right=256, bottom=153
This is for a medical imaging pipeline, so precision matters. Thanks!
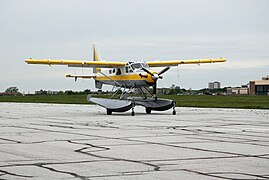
left=141, top=63, right=149, bottom=69
left=131, top=63, right=142, bottom=70
left=116, top=68, right=121, bottom=75
left=130, top=62, right=149, bottom=70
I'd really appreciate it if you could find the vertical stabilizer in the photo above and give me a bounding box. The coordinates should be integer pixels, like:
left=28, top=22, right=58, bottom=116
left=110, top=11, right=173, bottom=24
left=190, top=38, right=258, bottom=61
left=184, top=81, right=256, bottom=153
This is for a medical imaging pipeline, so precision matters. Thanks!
left=93, top=45, right=102, bottom=89
left=93, top=45, right=101, bottom=73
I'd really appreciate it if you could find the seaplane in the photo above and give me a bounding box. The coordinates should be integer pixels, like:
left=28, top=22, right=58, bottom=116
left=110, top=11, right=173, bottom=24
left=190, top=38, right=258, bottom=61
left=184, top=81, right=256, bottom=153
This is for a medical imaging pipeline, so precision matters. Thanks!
left=25, top=46, right=226, bottom=116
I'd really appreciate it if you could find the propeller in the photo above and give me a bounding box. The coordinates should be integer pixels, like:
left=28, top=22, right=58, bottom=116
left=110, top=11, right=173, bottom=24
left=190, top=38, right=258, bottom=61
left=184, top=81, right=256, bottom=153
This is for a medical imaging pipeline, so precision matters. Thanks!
left=158, top=66, right=170, bottom=76
left=141, top=66, right=171, bottom=80
left=141, top=66, right=171, bottom=97
left=141, top=67, right=154, bottom=76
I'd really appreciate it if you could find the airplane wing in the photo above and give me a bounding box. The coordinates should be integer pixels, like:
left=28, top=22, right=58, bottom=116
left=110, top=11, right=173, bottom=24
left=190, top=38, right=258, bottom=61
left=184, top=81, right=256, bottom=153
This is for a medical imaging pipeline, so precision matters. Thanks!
left=25, top=59, right=126, bottom=68
left=147, top=58, right=226, bottom=67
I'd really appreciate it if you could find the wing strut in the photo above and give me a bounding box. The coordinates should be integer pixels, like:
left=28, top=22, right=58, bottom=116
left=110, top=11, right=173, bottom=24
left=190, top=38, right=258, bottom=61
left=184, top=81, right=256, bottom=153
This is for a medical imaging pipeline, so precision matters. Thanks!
left=98, top=71, right=122, bottom=87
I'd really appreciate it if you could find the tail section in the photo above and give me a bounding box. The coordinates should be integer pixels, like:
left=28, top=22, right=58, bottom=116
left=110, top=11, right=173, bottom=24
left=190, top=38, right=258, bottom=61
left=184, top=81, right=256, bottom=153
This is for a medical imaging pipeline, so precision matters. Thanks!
left=93, top=45, right=101, bottom=73
left=93, top=45, right=103, bottom=89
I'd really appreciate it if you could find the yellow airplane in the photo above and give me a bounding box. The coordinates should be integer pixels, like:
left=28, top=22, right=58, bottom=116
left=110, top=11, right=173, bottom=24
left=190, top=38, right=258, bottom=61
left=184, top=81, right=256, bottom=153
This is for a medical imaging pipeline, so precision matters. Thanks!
left=25, top=45, right=226, bottom=116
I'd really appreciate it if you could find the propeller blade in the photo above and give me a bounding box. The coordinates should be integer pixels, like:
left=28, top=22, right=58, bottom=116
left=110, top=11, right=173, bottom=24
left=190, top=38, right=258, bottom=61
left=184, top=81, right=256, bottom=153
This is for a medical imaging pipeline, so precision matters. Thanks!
left=158, top=66, right=170, bottom=76
left=141, top=67, right=154, bottom=76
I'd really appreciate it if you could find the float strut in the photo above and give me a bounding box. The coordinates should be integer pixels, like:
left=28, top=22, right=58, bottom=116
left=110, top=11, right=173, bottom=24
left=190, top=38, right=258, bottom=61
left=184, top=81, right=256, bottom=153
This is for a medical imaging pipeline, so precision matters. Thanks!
left=131, top=102, right=135, bottom=116
left=172, top=101, right=176, bottom=115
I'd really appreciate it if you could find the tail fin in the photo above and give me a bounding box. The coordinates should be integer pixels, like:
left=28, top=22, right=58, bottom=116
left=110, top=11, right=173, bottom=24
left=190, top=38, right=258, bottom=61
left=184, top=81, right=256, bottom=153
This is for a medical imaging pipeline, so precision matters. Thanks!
left=93, top=45, right=101, bottom=73
left=93, top=45, right=103, bottom=89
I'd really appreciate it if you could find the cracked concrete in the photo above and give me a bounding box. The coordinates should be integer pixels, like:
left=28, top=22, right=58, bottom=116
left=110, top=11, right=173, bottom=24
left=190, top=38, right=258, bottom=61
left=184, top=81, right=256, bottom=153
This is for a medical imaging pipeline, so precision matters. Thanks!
left=0, top=102, right=269, bottom=179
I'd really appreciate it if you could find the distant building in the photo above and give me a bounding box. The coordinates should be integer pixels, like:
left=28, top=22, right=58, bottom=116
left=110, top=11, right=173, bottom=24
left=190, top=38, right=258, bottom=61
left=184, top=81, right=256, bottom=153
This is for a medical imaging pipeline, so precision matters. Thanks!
left=208, top=81, right=221, bottom=89
left=249, top=76, right=269, bottom=95
left=35, top=90, right=44, bottom=95
left=227, top=86, right=248, bottom=95
left=35, top=90, right=59, bottom=95
left=208, top=82, right=214, bottom=89
left=156, top=88, right=171, bottom=94
left=47, top=90, right=59, bottom=95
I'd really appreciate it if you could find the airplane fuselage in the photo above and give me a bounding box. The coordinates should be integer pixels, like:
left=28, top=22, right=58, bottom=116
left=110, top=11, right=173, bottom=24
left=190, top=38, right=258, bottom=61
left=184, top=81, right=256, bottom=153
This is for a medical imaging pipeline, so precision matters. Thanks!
left=94, top=61, right=156, bottom=88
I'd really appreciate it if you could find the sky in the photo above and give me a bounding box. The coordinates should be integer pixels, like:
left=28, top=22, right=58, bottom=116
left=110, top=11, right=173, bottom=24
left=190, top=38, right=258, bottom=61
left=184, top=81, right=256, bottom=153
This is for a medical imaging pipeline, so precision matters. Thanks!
left=0, top=0, right=269, bottom=93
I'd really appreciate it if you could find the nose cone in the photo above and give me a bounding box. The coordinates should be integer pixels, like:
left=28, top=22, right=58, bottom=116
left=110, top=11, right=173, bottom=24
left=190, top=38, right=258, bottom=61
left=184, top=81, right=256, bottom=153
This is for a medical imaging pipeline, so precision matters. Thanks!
left=151, top=74, right=159, bottom=81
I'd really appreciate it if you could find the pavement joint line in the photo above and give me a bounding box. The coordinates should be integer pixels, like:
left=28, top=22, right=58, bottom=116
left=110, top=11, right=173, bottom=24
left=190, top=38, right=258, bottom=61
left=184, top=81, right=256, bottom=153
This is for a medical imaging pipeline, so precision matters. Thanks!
left=0, top=138, right=21, bottom=144
left=74, top=145, right=161, bottom=172
left=1, top=104, right=268, bottom=179
left=84, top=168, right=236, bottom=179
left=0, top=137, right=103, bottom=145
left=0, top=154, right=263, bottom=169
left=181, top=169, right=234, bottom=179
left=186, top=137, right=269, bottom=147
left=192, top=132, right=269, bottom=141
left=144, top=155, right=247, bottom=162
left=36, top=164, right=86, bottom=179
left=0, top=160, right=113, bottom=168
left=0, top=169, right=33, bottom=178
left=5, top=125, right=268, bottom=158
left=208, top=172, right=269, bottom=179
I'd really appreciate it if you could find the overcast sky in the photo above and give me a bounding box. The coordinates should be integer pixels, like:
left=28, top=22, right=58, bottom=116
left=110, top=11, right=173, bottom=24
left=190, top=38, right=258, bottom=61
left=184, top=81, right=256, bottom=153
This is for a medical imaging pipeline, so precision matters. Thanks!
left=0, top=0, right=268, bottom=93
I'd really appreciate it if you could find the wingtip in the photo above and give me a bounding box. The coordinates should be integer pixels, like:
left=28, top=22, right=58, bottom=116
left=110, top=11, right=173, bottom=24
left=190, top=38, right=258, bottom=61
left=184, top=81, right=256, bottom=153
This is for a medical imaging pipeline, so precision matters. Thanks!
left=25, top=58, right=32, bottom=63
left=220, top=57, right=227, bottom=62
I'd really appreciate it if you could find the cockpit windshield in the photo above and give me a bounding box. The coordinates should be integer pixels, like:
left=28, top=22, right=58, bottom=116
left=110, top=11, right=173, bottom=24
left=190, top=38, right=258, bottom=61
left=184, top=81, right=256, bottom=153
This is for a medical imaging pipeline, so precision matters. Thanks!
left=131, top=63, right=142, bottom=70
left=131, top=63, right=149, bottom=70
left=141, top=63, right=149, bottom=69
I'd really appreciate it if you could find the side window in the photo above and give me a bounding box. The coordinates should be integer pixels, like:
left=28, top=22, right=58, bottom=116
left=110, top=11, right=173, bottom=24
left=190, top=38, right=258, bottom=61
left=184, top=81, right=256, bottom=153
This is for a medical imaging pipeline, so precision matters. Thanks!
left=113, top=68, right=115, bottom=73
left=116, top=68, right=121, bottom=75
left=125, top=67, right=128, bottom=73
left=109, top=70, right=112, bottom=74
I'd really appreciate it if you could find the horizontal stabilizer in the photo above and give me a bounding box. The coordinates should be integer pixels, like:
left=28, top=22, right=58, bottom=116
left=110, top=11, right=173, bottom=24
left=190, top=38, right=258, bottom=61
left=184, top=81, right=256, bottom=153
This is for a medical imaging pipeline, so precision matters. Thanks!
left=66, top=74, right=96, bottom=79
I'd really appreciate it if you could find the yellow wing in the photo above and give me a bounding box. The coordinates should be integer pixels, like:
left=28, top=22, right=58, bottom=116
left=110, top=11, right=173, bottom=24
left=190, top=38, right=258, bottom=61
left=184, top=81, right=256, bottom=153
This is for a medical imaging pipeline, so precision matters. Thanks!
left=147, top=58, right=226, bottom=67
left=25, top=59, right=126, bottom=68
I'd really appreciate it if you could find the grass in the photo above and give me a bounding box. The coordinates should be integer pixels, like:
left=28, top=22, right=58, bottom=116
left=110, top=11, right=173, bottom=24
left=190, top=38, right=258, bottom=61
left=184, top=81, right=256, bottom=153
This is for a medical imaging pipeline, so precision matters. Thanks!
left=0, top=94, right=89, bottom=104
left=159, top=95, right=269, bottom=109
left=0, top=94, right=269, bottom=109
